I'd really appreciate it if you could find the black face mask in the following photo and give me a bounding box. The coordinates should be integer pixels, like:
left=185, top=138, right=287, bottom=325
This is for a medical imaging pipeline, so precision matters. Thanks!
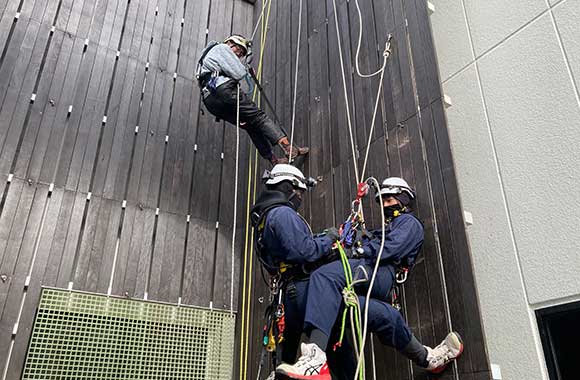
left=383, top=205, right=403, bottom=219
left=288, top=190, right=303, bottom=210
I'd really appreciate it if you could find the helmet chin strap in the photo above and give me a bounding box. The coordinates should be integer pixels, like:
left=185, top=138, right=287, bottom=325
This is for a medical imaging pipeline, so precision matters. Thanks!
left=287, top=189, right=303, bottom=210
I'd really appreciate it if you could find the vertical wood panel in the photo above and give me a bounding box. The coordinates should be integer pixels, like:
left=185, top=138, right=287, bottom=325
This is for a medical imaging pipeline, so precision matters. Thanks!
left=242, top=0, right=491, bottom=379
left=0, top=0, right=491, bottom=379
left=0, top=0, right=255, bottom=375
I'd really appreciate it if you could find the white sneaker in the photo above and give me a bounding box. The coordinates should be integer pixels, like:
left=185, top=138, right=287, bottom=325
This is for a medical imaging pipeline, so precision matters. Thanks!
left=426, top=332, right=464, bottom=373
left=264, top=371, right=276, bottom=380
left=276, top=343, right=331, bottom=380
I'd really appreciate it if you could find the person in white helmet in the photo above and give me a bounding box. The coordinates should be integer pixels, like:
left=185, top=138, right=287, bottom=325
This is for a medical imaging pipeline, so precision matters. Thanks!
left=250, top=164, right=340, bottom=380
left=276, top=177, right=464, bottom=380
left=197, top=35, right=309, bottom=165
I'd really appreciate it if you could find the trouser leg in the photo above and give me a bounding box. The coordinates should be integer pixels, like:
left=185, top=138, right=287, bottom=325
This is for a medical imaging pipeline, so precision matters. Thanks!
left=304, top=260, right=393, bottom=339
left=237, top=92, right=285, bottom=145
left=327, top=322, right=357, bottom=380
left=242, top=125, right=276, bottom=160
left=202, top=82, right=284, bottom=160
left=359, top=296, right=427, bottom=366
left=281, top=279, right=309, bottom=364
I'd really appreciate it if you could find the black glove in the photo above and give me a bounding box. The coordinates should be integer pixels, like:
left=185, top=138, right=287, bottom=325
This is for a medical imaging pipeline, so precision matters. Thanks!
left=323, top=227, right=340, bottom=242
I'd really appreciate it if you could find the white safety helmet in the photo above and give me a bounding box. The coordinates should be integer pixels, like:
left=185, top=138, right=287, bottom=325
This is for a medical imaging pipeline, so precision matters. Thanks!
left=375, top=177, right=416, bottom=202
left=262, top=164, right=316, bottom=191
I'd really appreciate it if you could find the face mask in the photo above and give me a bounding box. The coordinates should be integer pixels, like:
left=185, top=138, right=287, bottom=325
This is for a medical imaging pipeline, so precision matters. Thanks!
left=383, top=205, right=403, bottom=219
left=288, top=190, right=303, bottom=210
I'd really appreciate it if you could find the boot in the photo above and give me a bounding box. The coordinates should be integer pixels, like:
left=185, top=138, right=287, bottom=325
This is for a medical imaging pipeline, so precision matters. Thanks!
left=425, top=332, right=464, bottom=373
left=276, top=343, right=330, bottom=380
left=269, top=154, right=289, bottom=166
left=277, top=137, right=309, bottom=159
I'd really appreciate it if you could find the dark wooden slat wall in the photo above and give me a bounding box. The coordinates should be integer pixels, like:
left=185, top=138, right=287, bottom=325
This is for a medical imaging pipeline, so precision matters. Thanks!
left=242, top=1, right=492, bottom=380
left=0, top=0, right=256, bottom=377
left=0, top=0, right=492, bottom=378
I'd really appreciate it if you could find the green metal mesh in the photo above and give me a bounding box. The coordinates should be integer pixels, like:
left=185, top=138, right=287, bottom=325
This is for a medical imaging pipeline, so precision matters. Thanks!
left=22, top=288, right=236, bottom=380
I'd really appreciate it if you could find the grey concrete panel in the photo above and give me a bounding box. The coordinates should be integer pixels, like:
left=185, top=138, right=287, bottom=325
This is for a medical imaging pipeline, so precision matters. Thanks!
left=443, top=65, right=545, bottom=380
left=431, top=0, right=473, bottom=82
left=478, top=14, right=580, bottom=305
left=464, top=0, right=547, bottom=56
left=553, top=0, right=580, bottom=92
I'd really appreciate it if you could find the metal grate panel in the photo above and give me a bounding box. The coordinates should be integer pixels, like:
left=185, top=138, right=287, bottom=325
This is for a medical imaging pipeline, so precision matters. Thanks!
left=22, top=288, right=235, bottom=379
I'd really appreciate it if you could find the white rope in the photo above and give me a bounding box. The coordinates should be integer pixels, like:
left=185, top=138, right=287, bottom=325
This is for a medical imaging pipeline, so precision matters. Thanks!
left=331, top=0, right=360, bottom=184
left=250, top=0, right=271, bottom=41
left=359, top=47, right=389, bottom=181
left=329, top=1, right=394, bottom=378
left=288, top=0, right=303, bottom=164
left=354, top=177, right=386, bottom=380
left=370, top=333, right=377, bottom=380
left=230, top=83, right=241, bottom=313
left=353, top=0, right=389, bottom=79
left=351, top=0, right=393, bottom=369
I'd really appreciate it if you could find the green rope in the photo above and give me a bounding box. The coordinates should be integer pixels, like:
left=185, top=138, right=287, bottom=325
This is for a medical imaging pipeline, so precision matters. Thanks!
left=335, top=242, right=365, bottom=380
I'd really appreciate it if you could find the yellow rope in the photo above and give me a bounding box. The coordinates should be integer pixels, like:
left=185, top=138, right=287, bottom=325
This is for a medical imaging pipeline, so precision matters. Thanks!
left=239, top=0, right=273, bottom=378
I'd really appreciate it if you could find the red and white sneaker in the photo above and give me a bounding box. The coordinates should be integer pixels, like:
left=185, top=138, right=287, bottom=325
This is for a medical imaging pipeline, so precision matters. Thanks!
left=276, top=343, right=331, bottom=380
left=426, top=332, right=464, bottom=373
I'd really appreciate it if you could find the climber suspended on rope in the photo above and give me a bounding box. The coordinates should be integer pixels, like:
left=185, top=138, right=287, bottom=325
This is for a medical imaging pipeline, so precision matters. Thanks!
left=196, top=35, right=309, bottom=165
left=250, top=164, right=344, bottom=380
left=276, top=177, right=464, bottom=380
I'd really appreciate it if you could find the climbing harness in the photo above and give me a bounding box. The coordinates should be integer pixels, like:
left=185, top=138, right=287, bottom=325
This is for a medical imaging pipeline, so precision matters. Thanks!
left=262, top=276, right=286, bottom=353
left=195, top=41, right=220, bottom=90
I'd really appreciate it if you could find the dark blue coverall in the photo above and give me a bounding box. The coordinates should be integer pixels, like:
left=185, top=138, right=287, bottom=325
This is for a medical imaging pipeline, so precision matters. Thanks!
left=303, top=213, right=425, bottom=353
left=260, top=205, right=335, bottom=365
left=262, top=207, right=423, bottom=379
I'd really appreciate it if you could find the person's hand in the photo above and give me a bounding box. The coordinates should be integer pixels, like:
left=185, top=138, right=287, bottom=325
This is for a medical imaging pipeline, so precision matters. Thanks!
left=323, top=227, right=340, bottom=242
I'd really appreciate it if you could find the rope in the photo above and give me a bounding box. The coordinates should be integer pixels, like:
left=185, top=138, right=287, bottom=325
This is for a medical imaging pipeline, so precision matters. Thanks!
left=250, top=0, right=271, bottom=41
left=329, top=1, right=394, bottom=377
left=330, top=0, right=360, bottom=184
left=288, top=0, right=303, bottom=164
left=353, top=0, right=389, bottom=79
left=239, top=0, right=274, bottom=378
left=353, top=177, right=386, bottom=380
left=370, top=333, right=377, bottom=380
left=230, top=83, right=241, bottom=314
left=335, top=242, right=364, bottom=380
left=359, top=43, right=390, bottom=181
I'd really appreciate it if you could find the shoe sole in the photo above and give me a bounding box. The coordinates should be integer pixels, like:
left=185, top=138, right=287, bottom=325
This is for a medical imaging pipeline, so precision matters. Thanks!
left=284, top=149, right=310, bottom=159
left=429, top=332, right=465, bottom=375
left=275, top=370, right=330, bottom=380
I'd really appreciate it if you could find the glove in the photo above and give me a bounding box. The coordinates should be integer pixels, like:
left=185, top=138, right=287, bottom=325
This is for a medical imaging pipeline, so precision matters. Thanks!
left=323, top=227, right=340, bottom=242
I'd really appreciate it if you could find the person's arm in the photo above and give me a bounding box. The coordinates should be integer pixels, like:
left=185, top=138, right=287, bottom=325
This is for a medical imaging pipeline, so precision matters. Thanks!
left=267, top=208, right=335, bottom=264
left=362, top=216, right=424, bottom=262
left=209, top=44, right=247, bottom=81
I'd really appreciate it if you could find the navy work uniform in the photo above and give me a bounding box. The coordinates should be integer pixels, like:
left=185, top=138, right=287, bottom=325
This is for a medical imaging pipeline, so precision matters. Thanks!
left=256, top=198, right=336, bottom=363
left=304, top=212, right=425, bottom=353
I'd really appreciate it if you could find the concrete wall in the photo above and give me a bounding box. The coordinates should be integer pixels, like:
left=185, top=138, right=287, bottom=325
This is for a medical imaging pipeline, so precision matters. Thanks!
left=430, top=0, right=580, bottom=379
